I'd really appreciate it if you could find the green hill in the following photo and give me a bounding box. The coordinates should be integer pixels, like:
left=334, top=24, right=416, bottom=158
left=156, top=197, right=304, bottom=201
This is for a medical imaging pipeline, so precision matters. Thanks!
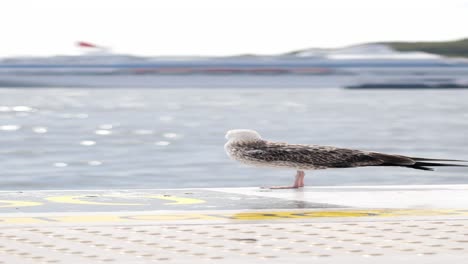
left=382, top=38, right=468, bottom=58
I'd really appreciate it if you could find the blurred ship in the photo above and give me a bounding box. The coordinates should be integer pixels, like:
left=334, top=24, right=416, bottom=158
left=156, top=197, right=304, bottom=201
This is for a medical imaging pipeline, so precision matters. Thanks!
left=1, top=41, right=468, bottom=88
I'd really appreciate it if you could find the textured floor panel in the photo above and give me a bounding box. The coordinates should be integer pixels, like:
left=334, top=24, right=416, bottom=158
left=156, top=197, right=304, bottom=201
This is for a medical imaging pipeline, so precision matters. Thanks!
left=0, top=220, right=467, bottom=263
left=1, top=186, right=468, bottom=263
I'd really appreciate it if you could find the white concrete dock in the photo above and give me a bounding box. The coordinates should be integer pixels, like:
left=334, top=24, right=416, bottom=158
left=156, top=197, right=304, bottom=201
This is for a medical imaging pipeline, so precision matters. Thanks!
left=1, top=185, right=468, bottom=263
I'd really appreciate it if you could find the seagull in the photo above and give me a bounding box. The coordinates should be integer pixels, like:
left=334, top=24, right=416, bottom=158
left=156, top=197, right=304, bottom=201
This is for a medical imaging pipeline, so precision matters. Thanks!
left=224, top=129, right=467, bottom=189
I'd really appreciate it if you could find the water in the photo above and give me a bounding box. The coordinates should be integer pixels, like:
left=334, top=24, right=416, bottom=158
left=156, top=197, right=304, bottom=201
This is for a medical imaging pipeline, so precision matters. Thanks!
left=0, top=88, right=467, bottom=190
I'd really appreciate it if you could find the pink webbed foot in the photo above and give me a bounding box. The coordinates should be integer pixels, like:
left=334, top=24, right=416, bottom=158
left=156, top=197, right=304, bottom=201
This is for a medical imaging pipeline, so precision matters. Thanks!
left=264, top=185, right=301, bottom=190
left=262, top=170, right=305, bottom=189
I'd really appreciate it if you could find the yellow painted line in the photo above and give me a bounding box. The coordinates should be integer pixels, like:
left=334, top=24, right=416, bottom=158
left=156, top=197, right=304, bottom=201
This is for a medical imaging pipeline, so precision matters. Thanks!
left=230, top=209, right=461, bottom=220
left=45, top=195, right=205, bottom=206
left=0, top=209, right=467, bottom=224
left=0, top=200, right=43, bottom=208
left=45, top=195, right=145, bottom=206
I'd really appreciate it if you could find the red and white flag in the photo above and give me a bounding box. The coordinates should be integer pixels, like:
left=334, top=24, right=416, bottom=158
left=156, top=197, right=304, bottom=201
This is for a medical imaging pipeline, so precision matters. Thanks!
left=76, top=41, right=98, bottom=48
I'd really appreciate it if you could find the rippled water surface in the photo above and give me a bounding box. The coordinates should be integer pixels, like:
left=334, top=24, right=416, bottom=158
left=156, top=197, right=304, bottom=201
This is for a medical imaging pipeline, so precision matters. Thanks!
left=0, top=88, right=467, bottom=190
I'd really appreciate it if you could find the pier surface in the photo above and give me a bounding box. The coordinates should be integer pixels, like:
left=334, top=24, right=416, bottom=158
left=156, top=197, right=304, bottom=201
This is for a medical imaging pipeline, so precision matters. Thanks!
left=0, top=185, right=468, bottom=263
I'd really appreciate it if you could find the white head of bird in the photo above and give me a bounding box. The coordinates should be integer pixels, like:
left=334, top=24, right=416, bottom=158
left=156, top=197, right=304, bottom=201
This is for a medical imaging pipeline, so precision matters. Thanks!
left=225, top=129, right=262, bottom=143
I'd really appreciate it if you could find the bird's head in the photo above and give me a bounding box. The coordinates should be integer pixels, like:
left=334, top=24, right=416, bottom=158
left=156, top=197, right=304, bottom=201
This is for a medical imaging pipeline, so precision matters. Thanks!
left=225, top=129, right=262, bottom=143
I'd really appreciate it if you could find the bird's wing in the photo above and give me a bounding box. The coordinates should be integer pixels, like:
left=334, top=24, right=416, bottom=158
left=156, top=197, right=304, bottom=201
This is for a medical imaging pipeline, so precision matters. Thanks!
left=242, top=142, right=415, bottom=168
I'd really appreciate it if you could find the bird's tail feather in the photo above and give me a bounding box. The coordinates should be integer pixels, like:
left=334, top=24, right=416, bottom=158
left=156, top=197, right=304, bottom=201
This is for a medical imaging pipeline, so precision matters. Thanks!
left=405, top=161, right=468, bottom=171
left=408, top=157, right=468, bottom=162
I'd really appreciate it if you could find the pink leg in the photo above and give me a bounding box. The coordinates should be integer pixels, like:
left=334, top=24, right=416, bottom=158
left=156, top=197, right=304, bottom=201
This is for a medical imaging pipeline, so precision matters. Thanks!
left=298, top=170, right=305, bottom=187
left=266, top=170, right=305, bottom=189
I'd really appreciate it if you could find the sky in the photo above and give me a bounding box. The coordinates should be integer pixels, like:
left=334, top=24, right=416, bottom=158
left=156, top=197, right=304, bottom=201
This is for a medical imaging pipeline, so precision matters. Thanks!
left=1, top=0, right=468, bottom=57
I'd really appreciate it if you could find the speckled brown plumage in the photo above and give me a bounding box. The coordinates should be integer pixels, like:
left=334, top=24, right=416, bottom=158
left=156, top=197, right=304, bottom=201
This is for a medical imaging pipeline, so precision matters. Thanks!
left=225, top=140, right=416, bottom=170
